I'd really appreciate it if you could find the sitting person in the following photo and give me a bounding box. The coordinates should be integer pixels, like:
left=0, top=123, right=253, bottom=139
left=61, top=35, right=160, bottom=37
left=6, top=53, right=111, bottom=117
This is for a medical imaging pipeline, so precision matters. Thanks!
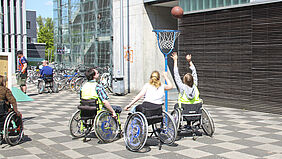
left=80, top=68, right=117, bottom=118
left=124, top=71, right=173, bottom=113
left=0, top=75, right=20, bottom=116
left=40, top=60, right=53, bottom=78
left=171, top=52, right=202, bottom=109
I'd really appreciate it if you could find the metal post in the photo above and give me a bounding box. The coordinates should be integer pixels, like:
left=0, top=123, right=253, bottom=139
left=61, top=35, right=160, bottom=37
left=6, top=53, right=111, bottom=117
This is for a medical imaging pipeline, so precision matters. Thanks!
left=165, top=55, right=168, bottom=112
left=127, top=0, right=130, bottom=93
left=120, top=0, right=124, bottom=77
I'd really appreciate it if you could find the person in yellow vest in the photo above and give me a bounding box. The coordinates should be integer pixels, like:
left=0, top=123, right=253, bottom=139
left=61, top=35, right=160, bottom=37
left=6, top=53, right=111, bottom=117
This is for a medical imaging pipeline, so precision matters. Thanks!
left=80, top=68, right=117, bottom=118
left=171, top=52, right=202, bottom=109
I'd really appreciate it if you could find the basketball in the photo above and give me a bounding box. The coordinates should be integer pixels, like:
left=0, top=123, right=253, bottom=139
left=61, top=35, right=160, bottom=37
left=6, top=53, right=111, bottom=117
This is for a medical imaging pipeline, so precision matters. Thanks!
left=171, top=6, right=184, bottom=19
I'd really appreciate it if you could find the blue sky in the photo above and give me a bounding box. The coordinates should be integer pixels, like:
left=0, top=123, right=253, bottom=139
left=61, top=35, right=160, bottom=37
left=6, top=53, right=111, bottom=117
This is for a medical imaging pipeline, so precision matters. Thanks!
left=26, top=0, right=53, bottom=18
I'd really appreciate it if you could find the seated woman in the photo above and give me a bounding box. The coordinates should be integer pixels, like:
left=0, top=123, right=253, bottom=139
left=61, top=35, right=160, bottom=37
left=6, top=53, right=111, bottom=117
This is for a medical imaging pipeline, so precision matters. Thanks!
left=124, top=71, right=173, bottom=113
left=0, top=75, right=20, bottom=116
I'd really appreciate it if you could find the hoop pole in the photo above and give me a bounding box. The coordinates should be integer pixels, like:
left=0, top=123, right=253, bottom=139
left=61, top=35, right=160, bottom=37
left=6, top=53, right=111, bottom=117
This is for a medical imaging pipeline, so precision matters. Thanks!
left=165, top=55, right=168, bottom=112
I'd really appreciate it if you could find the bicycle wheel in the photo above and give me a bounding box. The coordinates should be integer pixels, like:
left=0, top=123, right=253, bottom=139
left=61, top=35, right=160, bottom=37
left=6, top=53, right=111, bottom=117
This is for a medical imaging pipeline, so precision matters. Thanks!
left=69, top=110, right=93, bottom=138
left=4, top=112, right=24, bottom=146
left=152, top=111, right=177, bottom=145
left=94, top=111, right=119, bottom=143
left=201, top=108, right=215, bottom=137
left=124, top=112, right=148, bottom=151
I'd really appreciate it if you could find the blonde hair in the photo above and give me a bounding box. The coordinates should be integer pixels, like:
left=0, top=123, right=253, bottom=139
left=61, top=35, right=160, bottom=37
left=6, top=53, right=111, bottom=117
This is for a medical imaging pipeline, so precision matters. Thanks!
left=149, top=71, right=161, bottom=88
left=183, top=73, right=193, bottom=87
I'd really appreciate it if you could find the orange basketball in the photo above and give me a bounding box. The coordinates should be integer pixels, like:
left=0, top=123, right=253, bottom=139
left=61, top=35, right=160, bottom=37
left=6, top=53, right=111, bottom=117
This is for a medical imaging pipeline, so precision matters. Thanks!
left=171, top=6, right=184, bottom=18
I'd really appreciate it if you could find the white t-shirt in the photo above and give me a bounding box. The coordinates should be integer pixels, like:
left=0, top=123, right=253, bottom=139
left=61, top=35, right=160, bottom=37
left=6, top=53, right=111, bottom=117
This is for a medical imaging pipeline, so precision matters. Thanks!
left=143, top=83, right=164, bottom=104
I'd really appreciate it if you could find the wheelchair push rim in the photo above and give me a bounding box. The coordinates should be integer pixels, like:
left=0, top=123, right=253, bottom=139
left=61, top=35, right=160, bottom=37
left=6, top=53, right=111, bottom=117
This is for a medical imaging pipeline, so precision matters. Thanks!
left=171, top=108, right=181, bottom=131
left=152, top=111, right=177, bottom=145
left=3, top=112, right=24, bottom=146
left=69, top=110, right=93, bottom=138
left=201, top=108, right=215, bottom=137
left=124, top=112, right=148, bottom=151
left=94, top=111, right=119, bottom=143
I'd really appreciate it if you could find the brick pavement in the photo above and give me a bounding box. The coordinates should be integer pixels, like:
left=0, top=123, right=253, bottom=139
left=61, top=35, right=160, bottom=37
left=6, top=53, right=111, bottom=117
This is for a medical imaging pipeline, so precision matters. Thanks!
left=1, top=84, right=282, bottom=159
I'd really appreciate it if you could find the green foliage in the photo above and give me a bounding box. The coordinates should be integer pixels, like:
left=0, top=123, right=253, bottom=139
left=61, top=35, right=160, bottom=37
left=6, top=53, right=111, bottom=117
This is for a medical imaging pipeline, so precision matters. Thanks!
left=37, top=16, right=54, bottom=62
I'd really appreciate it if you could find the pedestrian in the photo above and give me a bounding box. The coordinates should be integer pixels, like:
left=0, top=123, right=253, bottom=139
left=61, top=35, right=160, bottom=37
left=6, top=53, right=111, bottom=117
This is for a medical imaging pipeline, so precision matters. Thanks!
left=124, top=70, right=173, bottom=113
left=16, top=50, right=28, bottom=94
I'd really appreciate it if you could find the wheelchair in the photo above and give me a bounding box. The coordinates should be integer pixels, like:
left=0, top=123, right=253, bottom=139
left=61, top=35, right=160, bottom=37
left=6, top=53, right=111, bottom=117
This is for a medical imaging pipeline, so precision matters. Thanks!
left=171, top=102, right=215, bottom=140
left=38, top=74, right=58, bottom=94
left=69, top=99, right=122, bottom=143
left=0, top=102, right=24, bottom=146
left=124, top=103, right=177, bottom=151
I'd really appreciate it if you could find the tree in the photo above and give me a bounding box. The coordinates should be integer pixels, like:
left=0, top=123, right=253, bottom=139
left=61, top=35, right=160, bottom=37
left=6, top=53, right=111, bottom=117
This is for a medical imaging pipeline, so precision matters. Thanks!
left=37, top=16, right=54, bottom=62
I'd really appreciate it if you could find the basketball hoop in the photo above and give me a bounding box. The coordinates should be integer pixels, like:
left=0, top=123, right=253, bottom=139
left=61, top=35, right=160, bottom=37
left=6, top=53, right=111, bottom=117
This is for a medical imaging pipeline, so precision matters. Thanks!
left=153, top=30, right=180, bottom=112
left=153, top=30, right=180, bottom=55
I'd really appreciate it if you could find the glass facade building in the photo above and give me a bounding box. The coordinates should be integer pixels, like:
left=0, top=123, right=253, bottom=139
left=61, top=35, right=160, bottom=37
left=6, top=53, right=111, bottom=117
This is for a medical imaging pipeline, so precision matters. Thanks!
left=180, top=0, right=250, bottom=13
left=53, top=0, right=112, bottom=67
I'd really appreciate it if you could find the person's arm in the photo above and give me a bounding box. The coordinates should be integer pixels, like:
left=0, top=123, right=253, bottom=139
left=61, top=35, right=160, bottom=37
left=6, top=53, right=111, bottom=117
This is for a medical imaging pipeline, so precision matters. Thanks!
left=22, top=63, right=27, bottom=73
left=96, top=84, right=117, bottom=118
left=124, top=84, right=147, bottom=111
left=186, top=54, right=198, bottom=87
left=163, top=71, right=173, bottom=90
left=5, top=88, right=20, bottom=115
left=171, top=52, right=186, bottom=92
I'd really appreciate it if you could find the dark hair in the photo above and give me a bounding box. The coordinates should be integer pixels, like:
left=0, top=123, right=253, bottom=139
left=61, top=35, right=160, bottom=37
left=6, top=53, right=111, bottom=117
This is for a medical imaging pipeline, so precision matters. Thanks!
left=16, top=50, right=23, bottom=55
left=0, top=75, right=6, bottom=87
left=85, top=68, right=96, bottom=81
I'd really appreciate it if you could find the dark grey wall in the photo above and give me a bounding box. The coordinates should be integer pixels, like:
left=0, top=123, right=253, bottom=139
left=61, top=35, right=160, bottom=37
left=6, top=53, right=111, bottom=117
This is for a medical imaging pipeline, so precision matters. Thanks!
left=178, top=2, right=282, bottom=114
left=27, top=43, right=46, bottom=59
left=26, top=10, right=37, bottom=43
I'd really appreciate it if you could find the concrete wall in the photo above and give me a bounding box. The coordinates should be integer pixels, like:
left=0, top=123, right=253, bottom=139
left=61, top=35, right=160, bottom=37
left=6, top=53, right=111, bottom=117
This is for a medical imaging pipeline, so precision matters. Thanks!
left=113, top=0, right=177, bottom=92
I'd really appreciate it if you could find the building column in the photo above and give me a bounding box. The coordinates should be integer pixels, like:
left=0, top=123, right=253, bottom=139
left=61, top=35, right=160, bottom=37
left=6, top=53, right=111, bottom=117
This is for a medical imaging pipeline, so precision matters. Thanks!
left=22, top=0, right=27, bottom=57
left=3, top=0, right=9, bottom=52
left=16, top=0, right=22, bottom=51
left=10, top=0, right=16, bottom=73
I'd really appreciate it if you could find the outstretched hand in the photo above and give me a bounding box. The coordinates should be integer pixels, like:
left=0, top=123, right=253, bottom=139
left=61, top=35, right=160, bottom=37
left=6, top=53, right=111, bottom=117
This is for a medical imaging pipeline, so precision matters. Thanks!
left=171, top=52, right=178, bottom=61
left=124, top=105, right=131, bottom=111
left=186, top=54, right=192, bottom=62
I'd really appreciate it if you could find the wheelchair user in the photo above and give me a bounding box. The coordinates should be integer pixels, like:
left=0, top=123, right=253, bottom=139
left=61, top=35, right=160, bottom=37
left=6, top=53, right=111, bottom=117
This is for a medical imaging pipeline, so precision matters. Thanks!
left=0, top=75, right=21, bottom=116
left=124, top=70, right=173, bottom=113
left=171, top=52, right=202, bottom=108
left=80, top=68, right=117, bottom=118
left=40, top=60, right=53, bottom=79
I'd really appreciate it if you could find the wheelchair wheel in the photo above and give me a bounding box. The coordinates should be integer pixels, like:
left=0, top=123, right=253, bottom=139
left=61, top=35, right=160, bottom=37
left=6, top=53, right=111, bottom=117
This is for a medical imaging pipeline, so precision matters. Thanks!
left=152, top=111, right=177, bottom=145
left=94, top=111, right=119, bottom=143
left=201, top=108, right=215, bottom=137
left=38, top=80, right=44, bottom=94
left=171, top=108, right=181, bottom=130
left=124, top=112, right=148, bottom=151
left=69, top=110, right=93, bottom=138
left=3, top=112, right=24, bottom=146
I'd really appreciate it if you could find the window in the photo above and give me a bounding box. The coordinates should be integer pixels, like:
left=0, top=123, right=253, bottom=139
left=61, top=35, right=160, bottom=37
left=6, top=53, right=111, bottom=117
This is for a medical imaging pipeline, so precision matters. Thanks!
left=26, top=21, right=30, bottom=29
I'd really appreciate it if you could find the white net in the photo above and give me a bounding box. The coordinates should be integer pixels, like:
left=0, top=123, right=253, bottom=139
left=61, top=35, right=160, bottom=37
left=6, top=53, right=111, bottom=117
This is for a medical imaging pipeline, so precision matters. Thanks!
left=156, top=31, right=180, bottom=50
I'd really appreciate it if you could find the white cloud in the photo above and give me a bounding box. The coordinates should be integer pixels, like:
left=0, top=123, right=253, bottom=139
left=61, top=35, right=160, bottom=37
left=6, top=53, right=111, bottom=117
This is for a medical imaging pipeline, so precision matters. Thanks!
left=45, top=1, right=53, bottom=6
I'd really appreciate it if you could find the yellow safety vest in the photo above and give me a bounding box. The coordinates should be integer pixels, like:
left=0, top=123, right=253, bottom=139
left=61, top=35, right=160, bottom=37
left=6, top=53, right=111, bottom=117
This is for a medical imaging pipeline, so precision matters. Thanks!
left=178, top=85, right=202, bottom=108
left=80, top=81, right=103, bottom=109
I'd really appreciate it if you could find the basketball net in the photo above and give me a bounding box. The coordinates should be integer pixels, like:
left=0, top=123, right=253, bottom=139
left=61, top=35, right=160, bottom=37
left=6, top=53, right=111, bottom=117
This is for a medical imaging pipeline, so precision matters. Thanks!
left=153, top=30, right=180, bottom=55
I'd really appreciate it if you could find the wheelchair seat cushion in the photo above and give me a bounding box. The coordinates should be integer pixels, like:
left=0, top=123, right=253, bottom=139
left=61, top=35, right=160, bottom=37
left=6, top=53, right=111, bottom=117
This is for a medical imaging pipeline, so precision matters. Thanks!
left=136, top=102, right=163, bottom=125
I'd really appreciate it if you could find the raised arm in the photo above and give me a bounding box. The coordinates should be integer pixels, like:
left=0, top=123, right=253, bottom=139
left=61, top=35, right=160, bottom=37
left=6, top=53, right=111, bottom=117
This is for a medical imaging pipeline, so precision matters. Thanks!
left=162, top=71, right=173, bottom=90
left=186, top=54, right=198, bottom=86
left=171, top=52, right=186, bottom=93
